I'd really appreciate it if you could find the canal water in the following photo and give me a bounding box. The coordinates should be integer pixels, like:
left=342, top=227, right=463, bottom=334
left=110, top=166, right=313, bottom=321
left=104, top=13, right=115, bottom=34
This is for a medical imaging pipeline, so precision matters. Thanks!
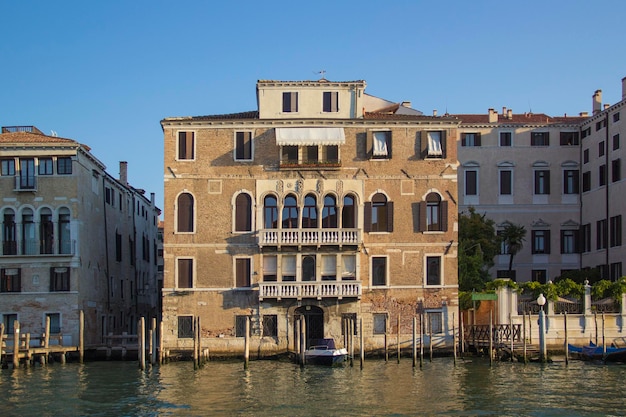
left=0, top=358, right=624, bottom=416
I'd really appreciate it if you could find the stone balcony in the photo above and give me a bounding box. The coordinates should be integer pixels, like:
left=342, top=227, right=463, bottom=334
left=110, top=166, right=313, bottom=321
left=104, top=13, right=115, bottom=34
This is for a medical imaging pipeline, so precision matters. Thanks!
left=258, top=281, right=362, bottom=301
left=258, top=228, right=360, bottom=247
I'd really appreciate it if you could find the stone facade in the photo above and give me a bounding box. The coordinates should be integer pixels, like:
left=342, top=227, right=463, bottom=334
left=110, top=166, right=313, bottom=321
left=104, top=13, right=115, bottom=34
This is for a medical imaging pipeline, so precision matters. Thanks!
left=0, top=126, right=160, bottom=346
left=161, top=79, right=460, bottom=357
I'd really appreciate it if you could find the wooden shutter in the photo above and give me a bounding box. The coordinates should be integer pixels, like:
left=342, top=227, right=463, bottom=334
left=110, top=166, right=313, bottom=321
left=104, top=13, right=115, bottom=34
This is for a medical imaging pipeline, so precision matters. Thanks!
left=440, top=201, right=448, bottom=231
left=177, top=193, right=194, bottom=232
left=366, top=130, right=373, bottom=159
left=420, top=131, right=428, bottom=158
left=461, top=134, right=466, bottom=147
left=364, top=202, right=372, bottom=232
left=386, top=132, right=392, bottom=158
left=545, top=171, right=551, bottom=194
left=178, top=259, right=192, bottom=288
left=236, top=259, right=250, bottom=287
left=235, top=194, right=251, bottom=231
left=418, top=201, right=427, bottom=232
left=386, top=201, right=394, bottom=232
left=475, top=133, right=482, bottom=146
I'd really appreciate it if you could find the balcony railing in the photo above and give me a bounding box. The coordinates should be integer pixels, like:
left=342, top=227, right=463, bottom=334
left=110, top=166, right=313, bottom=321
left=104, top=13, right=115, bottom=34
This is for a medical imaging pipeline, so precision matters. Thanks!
left=259, top=228, right=360, bottom=247
left=1, top=239, right=76, bottom=256
left=259, top=281, right=362, bottom=301
left=280, top=159, right=341, bottom=170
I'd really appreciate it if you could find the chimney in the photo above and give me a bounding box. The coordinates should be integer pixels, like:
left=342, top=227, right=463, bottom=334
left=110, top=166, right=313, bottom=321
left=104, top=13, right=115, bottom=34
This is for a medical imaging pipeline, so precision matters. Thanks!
left=579, top=111, right=589, bottom=117
left=502, top=106, right=507, bottom=115
left=401, top=101, right=412, bottom=108
left=507, top=109, right=513, bottom=120
left=622, top=76, right=626, bottom=100
left=593, top=90, right=602, bottom=114
left=150, top=192, right=155, bottom=205
left=604, top=104, right=610, bottom=110
left=119, top=161, right=128, bottom=186
left=488, top=108, right=498, bottom=123
left=433, top=109, right=437, bottom=116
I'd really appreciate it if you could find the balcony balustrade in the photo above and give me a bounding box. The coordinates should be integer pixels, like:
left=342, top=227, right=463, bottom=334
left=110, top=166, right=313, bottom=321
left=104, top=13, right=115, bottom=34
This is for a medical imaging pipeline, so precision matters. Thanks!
left=259, top=228, right=360, bottom=247
left=259, top=281, right=361, bottom=301
left=1, top=239, right=76, bottom=256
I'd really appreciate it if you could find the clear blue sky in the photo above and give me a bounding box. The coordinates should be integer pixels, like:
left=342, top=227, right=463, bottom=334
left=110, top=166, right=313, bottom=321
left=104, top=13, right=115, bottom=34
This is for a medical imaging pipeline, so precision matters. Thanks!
left=2, top=1, right=625, bottom=213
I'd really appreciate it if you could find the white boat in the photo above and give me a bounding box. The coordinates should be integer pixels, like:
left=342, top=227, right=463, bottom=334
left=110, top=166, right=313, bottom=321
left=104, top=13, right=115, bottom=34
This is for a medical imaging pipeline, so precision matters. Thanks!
left=304, top=339, right=348, bottom=366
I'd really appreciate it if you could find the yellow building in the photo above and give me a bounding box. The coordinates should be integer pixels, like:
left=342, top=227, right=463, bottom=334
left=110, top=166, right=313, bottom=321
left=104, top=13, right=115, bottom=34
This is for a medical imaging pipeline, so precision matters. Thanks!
left=161, top=79, right=460, bottom=357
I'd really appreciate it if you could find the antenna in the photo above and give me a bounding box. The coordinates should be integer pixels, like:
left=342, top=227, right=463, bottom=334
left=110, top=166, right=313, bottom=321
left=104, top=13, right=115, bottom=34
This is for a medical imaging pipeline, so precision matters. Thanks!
left=50, top=130, right=58, bottom=137
left=315, top=70, right=327, bottom=79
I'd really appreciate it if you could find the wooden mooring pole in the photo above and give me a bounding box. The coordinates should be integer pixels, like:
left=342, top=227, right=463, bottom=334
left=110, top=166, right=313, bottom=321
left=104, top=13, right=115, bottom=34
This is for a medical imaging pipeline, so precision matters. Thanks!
left=602, top=313, right=606, bottom=356
left=300, top=318, right=306, bottom=367
left=412, top=316, right=417, bottom=368
left=419, top=312, right=424, bottom=367
left=139, top=317, right=146, bottom=370
left=0, top=323, right=4, bottom=365
left=79, top=310, right=85, bottom=364
left=13, top=320, right=20, bottom=369
left=359, top=318, right=364, bottom=369
left=564, top=311, right=569, bottom=366
left=384, top=315, right=388, bottom=362
left=489, top=311, right=493, bottom=366
left=151, top=318, right=157, bottom=366
left=453, top=312, right=457, bottom=365
left=158, top=320, right=164, bottom=364
left=523, top=311, right=527, bottom=363
left=460, top=311, right=465, bottom=357
left=244, top=316, right=250, bottom=370
left=509, top=312, right=514, bottom=363
left=349, top=318, right=354, bottom=367
left=396, top=314, right=401, bottom=364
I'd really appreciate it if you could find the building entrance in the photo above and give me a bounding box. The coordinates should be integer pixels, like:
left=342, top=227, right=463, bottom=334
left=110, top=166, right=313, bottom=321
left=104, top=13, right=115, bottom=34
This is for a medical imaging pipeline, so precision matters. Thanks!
left=294, top=305, right=324, bottom=347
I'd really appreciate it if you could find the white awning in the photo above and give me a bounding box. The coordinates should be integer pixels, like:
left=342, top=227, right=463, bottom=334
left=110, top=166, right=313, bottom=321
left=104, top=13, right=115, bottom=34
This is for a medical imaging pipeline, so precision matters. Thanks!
left=275, top=127, right=345, bottom=146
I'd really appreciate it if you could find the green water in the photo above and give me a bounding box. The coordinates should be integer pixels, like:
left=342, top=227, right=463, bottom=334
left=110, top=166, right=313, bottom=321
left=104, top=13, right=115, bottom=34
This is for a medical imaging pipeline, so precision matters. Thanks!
left=0, top=358, right=624, bottom=416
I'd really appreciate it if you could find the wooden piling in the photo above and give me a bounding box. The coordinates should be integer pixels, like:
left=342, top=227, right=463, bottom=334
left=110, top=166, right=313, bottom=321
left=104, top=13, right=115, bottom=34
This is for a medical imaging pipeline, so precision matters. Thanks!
left=563, top=311, right=569, bottom=365
left=151, top=318, right=157, bottom=366
left=412, top=316, right=417, bottom=368
left=44, top=316, right=51, bottom=349
left=13, top=320, right=20, bottom=369
left=522, top=311, right=527, bottom=363
left=509, top=312, right=514, bottom=362
left=148, top=321, right=154, bottom=366
left=384, top=315, right=388, bottom=362
left=453, top=313, right=457, bottom=365
left=158, top=320, right=164, bottom=364
left=197, top=316, right=202, bottom=367
left=79, top=310, right=84, bottom=364
left=359, top=318, right=364, bottom=369
left=594, top=312, right=598, bottom=346
left=419, top=312, right=424, bottom=367
left=349, top=318, right=354, bottom=367
left=244, top=316, right=250, bottom=370
left=460, top=312, right=465, bottom=356
left=528, top=311, right=532, bottom=345
left=139, top=317, right=146, bottom=370
left=396, top=314, right=401, bottom=363
left=294, top=318, right=300, bottom=363
left=429, top=321, right=433, bottom=363
left=300, top=318, right=306, bottom=367
left=192, top=317, right=199, bottom=369
left=602, top=312, right=606, bottom=356
left=489, top=311, right=493, bottom=366
left=0, top=323, right=4, bottom=364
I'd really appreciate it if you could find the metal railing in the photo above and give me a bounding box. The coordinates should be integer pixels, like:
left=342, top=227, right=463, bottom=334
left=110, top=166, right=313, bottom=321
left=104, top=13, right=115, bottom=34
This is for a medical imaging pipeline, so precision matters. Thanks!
left=259, top=281, right=362, bottom=301
left=259, top=228, right=360, bottom=246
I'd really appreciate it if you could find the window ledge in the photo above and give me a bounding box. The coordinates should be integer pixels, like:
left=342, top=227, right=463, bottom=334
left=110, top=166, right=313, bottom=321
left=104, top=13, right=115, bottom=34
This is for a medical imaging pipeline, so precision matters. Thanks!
left=423, top=231, right=445, bottom=234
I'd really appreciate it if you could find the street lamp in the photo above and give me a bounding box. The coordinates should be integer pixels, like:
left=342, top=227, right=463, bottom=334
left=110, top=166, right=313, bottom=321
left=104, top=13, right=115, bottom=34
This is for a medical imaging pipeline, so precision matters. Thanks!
left=537, top=293, right=547, bottom=362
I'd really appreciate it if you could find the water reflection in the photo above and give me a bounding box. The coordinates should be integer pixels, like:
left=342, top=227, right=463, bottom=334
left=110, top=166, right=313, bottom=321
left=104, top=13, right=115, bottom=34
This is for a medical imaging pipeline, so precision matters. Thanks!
left=1, top=359, right=626, bottom=416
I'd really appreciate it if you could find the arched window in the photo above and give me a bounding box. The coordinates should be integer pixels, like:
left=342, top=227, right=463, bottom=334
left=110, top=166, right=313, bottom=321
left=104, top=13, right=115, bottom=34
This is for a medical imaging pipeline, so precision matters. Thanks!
left=264, top=195, right=278, bottom=229
left=2, top=208, right=16, bottom=255
left=22, top=208, right=36, bottom=255
left=342, top=194, right=356, bottom=228
left=302, top=194, right=318, bottom=228
left=365, top=193, right=393, bottom=232
left=177, top=193, right=194, bottom=233
left=419, top=193, right=448, bottom=232
left=302, top=255, right=316, bottom=281
left=282, top=195, right=298, bottom=229
left=58, top=207, right=71, bottom=254
left=40, top=208, right=53, bottom=254
left=234, top=194, right=252, bottom=232
left=322, top=195, right=337, bottom=228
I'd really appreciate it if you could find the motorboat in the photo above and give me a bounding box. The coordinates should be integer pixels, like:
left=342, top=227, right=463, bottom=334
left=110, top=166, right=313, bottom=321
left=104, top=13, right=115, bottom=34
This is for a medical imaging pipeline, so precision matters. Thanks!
left=304, top=339, right=348, bottom=366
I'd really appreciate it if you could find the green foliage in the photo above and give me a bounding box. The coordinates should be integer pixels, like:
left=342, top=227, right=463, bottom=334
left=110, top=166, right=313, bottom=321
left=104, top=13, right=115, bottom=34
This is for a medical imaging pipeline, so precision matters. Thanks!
left=458, top=291, right=474, bottom=311
left=554, top=268, right=601, bottom=285
left=553, top=278, right=584, bottom=299
left=592, top=278, right=626, bottom=301
left=458, top=207, right=500, bottom=292
left=485, top=279, right=519, bottom=292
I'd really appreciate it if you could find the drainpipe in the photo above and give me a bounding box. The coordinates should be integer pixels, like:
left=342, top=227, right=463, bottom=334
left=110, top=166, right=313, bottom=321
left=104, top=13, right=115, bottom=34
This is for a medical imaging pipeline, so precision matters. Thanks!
left=103, top=176, right=110, bottom=310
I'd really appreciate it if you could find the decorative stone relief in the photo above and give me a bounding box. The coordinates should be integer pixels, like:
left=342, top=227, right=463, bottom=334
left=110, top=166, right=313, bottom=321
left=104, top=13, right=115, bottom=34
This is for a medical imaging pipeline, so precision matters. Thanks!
left=316, top=179, right=324, bottom=194
left=295, top=179, right=303, bottom=195
left=337, top=180, right=343, bottom=197
left=276, top=180, right=284, bottom=194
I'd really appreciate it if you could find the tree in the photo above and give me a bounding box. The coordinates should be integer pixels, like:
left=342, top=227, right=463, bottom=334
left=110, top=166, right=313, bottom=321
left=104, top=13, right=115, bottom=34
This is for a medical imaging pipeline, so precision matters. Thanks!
left=458, top=208, right=500, bottom=291
left=500, top=222, right=526, bottom=281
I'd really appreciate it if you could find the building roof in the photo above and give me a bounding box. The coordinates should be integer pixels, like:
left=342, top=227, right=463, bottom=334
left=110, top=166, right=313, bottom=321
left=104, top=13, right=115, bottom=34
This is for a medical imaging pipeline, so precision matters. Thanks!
left=453, top=113, right=586, bottom=125
left=0, top=129, right=86, bottom=149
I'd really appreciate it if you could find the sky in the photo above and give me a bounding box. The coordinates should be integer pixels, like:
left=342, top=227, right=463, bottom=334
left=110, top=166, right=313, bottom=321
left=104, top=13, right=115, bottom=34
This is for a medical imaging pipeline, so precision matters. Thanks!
left=2, top=0, right=625, bottom=214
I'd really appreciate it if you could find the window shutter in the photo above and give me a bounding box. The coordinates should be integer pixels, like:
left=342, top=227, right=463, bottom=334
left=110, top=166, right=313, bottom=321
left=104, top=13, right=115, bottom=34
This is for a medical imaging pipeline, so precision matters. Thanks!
left=420, top=131, right=428, bottom=158
left=461, top=134, right=466, bottom=147
left=178, top=132, right=186, bottom=159
left=545, top=171, right=551, bottom=194
left=476, top=133, right=481, bottom=146
left=387, top=201, right=394, bottom=232
left=440, top=130, right=447, bottom=157
left=545, top=230, right=551, bottom=254
left=386, top=132, right=392, bottom=158
left=418, top=201, right=427, bottom=232
left=364, top=202, right=372, bottom=232
left=366, top=131, right=373, bottom=159
left=50, top=267, right=55, bottom=291
left=440, top=201, right=448, bottom=231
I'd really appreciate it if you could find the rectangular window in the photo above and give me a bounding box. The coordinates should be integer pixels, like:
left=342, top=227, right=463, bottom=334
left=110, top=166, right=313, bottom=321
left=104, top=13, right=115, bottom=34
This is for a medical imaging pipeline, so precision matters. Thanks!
left=235, top=258, right=251, bottom=288
left=532, top=270, right=547, bottom=284
left=532, top=230, right=550, bottom=254
left=50, top=267, right=70, bottom=291
left=534, top=170, right=550, bottom=195
left=373, top=313, right=387, bottom=335
left=499, top=170, right=512, bottom=195
left=262, top=315, right=278, bottom=337
left=612, top=159, right=621, bottom=182
left=426, top=131, right=443, bottom=157
left=581, top=224, right=591, bottom=253
left=177, top=258, right=193, bottom=288
left=461, top=133, right=481, bottom=147
left=583, top=149, right=589, bottom=164
left=426, top=256, right=442, bottom=286
left=323, top=91, right=338, bottom=112
left=178, top=131, right=195, bottom=160
left=560, top=131, right=580, bottom=146
left=465, top=170, right=477, bottom=195
left=497, top=230, right=509, bottom=255
left=497, top=270, right=516, bottom=281
left=177, top=316, right=193, bottom=338
left=46, top=313, right=61, bottom=334
left=115, top=232, right=122, bottom=262
left=597, top=219, right=608, bottom=250
left=57, top=157, right=72, bottom=174
left=263, top=255, right=277, bottom=282
left=371, top=257, right=387, bottom=286
left=281, top=145, right=298, bottom=163
left=341, top=255, right=356, bottom=280
left=599, top=164, right=607, bottom=186
left=321, top=255, right=337, bottom=281
left=582, top=127, right=591, bottom=138
left=614, top=134, right=620, bottom=151
left=611, top=262, right=622, bottom=281
left=323, top=145, right=339, bottom=163
left=38, top=158, right=53, bottom=175
left=282, top=92, right=298, bottom=112
left=563, top=170, right=579, bottom=194
left=372, top=131, right=391, bottom=159
left=499, top=132, right=512, bottom=146
left=19, top=158, right=35, bottom=189
left=561, top=230, right=578, bottom=254
left=235, top=131, right=252, bottom=161
left=610, top=215, right=622, bottom=247
left=599, top=141, right=605, bottom=157
left=426, top=311, right=443, bottom=334
left=305, top=145, right=319, bottom=163
left=235, top=315, right=248, bottom=337
left=282, top=255, right=296, bottom=281
left=596, top=120, right=606, bottom=131
left=582, top=171, right=591, bottom=192
left=531, top=132, right=549, bottom=146
left=3, top=313, right=17, bottom=334
left=613, top=112, right=620, bottom=123
left=1, top=159, right=15, bottom=176
left=1, top=268, right=21, bottom=292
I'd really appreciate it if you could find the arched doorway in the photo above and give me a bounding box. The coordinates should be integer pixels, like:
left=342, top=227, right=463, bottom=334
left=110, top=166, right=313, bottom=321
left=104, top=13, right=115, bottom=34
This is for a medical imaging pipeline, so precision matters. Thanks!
left=294, top=305, right=324, bottom=346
